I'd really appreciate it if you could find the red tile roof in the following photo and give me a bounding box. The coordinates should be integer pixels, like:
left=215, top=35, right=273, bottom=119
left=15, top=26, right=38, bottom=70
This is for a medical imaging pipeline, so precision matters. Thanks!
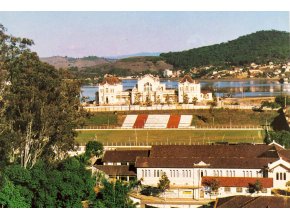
left=102, top=149, right=150, bottom=163
left=100, top=76, right=121, bottom=85
left=94, top=165, right=136, bottom=176
left=179, top=75, right=198, bottom=84
left=202, top=176, right=273, bottom=188
left=215, top=196, right=290, bottom=208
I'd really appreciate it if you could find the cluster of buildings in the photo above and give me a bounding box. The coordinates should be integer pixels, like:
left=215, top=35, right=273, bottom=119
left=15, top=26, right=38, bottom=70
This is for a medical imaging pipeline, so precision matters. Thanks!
left=93, top=141, right=290, bottom=203
left=96, top=74, right=212, bottom=105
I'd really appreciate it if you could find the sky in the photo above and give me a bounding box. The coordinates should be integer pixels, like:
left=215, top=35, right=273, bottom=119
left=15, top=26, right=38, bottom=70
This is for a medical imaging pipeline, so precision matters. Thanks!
left=0, top=11, right=289, bottom=58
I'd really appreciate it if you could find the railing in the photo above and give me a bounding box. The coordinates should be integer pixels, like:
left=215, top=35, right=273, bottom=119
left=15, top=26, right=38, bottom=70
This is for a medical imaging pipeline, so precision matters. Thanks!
left=83, top=104, right=278, bottom=112
left=76, top=125, right=265, bottom=130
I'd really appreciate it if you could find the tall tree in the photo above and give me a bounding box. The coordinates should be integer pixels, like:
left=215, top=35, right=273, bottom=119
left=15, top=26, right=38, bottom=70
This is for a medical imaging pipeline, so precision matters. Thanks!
left=0, top=24, right=83, bottom=168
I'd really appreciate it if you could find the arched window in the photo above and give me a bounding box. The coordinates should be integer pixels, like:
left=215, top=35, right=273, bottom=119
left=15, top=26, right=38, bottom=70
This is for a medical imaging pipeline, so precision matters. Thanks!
left=157, top=170, right=160, bottom=177
left=276, top=172, right=279, bottom=180
left=284, top=173, right=286, bottom=180
left=280, top=172, right=283, bottom=180
left=246, top=171, right=249, bottom=177
left=217, top=170, right=219, bottom=177
left=154, top=170, right=156, bottom=177
left=173, top=170, right=175, bottom=177
left=186, top=170, right=188, bottom=177
left=189, top=170, right=191, bottom=177
left=170, top=170, right=172, bottom=177
left=142, top=170, right=144, bottom=177
left=145, top=170, right=147, bottom=177
left=220, top=170, right=222, bottom=177
left=201, top=171, right=204, bottom=177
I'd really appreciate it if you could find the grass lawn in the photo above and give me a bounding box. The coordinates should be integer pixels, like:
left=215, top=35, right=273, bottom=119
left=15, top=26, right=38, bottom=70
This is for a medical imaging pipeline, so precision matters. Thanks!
left=76, top=129, right=265, bottom=146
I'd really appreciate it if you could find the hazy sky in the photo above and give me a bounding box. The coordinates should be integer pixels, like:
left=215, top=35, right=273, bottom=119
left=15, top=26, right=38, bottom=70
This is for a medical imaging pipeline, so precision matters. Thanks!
left=0, top=11, right=289, bottom=57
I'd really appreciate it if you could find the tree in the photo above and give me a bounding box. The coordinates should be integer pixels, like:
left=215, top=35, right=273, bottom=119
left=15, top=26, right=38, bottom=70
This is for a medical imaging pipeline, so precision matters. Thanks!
left=266, top=131, right=290, bottom=149
left=192, top=97, right=198, bottom=105
left=183, top=94, right=189, bottom=104
left=0, top=24, right=83, bottom=169
left=165, top=94, right=171, bottom=105
left=248, top=180, right=263, bottom=194
left=0, top=177, right=29, bottom=208
left=157, top=173, right=170, bottom=192
left=92, top=179, right=137, bottom=208
left=85, top=141, right=104, bottom=158
left=202, top=178, right=220, bottom=197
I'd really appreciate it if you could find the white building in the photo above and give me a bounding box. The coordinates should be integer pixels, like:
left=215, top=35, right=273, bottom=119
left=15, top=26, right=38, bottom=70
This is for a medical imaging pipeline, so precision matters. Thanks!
left=136, top=141, right=290, bottom=200
left=96, top=75, right=130, bottom=105
left=163, top=69, right=173, bottom=77
left=131, top=74, right=176, bottom=105
left=178, top=75, right=212, bottom=103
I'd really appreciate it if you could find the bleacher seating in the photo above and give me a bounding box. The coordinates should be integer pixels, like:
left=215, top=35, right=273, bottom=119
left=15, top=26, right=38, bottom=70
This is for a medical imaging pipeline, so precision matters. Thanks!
left=121, top=114, right=193, bottom=129
left=121, top=115, right=138, bottom=128
left=178, top=115, right=193, bottom=128
left=144, top=115, right=170, bottom=129
left=167, top=115, right=181, bottom=128
left=133, top=114, right=148, bottom=128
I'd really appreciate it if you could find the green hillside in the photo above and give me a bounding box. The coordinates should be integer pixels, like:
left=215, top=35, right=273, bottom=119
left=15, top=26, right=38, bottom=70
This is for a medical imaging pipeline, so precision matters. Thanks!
left=160, top=30, right=290, bottom=69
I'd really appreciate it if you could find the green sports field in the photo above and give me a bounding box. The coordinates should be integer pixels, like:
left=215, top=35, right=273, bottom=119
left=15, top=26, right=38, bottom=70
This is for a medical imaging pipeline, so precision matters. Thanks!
left=76, top=129, right=265, bottom=146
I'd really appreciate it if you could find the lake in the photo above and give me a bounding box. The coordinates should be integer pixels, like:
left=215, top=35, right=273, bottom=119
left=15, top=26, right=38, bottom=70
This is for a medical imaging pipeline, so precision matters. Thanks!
left=81, top=79, right=290, bottom=101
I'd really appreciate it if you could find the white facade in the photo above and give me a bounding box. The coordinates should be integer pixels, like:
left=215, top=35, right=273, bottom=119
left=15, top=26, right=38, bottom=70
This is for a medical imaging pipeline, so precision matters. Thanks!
left=97, top=78, right=130, bottom=105
left=131, top=74, right=175, bottom=104
left=178, top=76, right=213, bottom=103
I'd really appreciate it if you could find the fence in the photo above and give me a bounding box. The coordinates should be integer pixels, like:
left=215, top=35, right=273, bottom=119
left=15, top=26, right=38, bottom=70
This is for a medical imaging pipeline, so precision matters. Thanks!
left=83, top=104, right=264, bottom=112
left=76, top=125, right=265, bottom=130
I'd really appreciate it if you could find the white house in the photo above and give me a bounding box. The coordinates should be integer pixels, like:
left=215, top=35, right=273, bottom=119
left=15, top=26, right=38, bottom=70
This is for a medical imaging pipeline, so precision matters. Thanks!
left=178, top=75, right=213, bottom=103
left=96, top=75, right=130, bottom=105
left=136, top=142, right=290, bottom=200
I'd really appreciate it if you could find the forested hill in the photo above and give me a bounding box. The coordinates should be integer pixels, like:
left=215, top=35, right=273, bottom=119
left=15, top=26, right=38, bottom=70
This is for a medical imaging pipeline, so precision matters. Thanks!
left=160, top=30, right=290, bottom=69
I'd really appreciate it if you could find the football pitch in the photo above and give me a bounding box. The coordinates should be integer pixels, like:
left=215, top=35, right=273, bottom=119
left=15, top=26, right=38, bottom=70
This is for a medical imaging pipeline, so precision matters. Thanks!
left=76, top=129, right=265, bottom=146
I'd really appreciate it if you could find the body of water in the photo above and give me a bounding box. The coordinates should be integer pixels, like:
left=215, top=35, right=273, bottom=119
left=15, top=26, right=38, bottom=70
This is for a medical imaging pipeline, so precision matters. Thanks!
left=81, top=79, right=290, bottom=101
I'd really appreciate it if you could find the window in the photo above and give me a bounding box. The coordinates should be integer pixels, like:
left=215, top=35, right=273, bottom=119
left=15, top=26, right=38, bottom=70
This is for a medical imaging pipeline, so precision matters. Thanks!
left=280, top=172, right=283, bottom=180
left=186, top=170, right=188, bottom=177
left=157, top=170, right=160, bottom=177
left=145, top=170, right=147, bottom=177
left=256, top=171, right=259, bottom=177
left=246, top=171, right=249, bottom=177
left=201, top=171, right=204, bottom=177
left=154, top=170, right=156, bottom=177
left=233, top=171, right=235, bottom=177
left=224, top=187, right=231, bottom=192
left=220, top=170, right=222, bottom=177
left=170, top=170, right=172, bottom=177
left=217, top=171, right=219, bottom=177
left=205, top=170, right=207, bottom=176
left=106, top=88, right=108, bottom=93
left=230, top=171, right=232, bottom=177
left=142, top=170, right=144, bottom=177
left=213, top=170, right=216, bottom=176
left=236, top=187, right=243, bottom=193
left=173, top=170, right=175, bottom=177
left=276, top=172, right=279, bottom=180
left=189, top=170, right=191, bottom=177
left=284, top=173, right=287, bottom=180
left=250, top=171, right=252, bottom=177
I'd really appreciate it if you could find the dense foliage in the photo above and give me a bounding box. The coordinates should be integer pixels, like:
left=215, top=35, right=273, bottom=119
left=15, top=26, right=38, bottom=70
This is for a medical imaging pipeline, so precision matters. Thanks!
left=265, top=130, right=290, bottom=149
left=160, top=30, right=290, bottom=69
